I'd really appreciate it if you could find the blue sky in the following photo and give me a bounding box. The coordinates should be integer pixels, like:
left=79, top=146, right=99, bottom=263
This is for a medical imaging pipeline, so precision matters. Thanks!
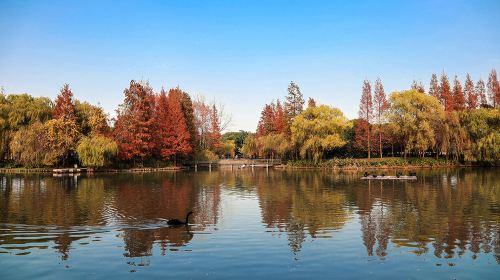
left=1, top=0, right=499, bottom=131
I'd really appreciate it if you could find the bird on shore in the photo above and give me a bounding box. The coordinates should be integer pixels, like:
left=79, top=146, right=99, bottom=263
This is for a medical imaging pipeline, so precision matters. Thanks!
left=167, top=211, right=193, bottom=226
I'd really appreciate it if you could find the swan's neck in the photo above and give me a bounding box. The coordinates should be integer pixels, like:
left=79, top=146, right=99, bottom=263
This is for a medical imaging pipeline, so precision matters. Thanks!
left=185, top=213, right=192, bottom=224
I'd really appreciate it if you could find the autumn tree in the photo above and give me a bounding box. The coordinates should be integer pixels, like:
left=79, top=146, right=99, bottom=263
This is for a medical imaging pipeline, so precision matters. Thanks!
left=452, top=76, right=465, bottom=111
left=210, top=104, right=222, bottom=151
left=476, top=79, right=488, bottom=107
left=291, top=105, right=351, bottom=163
left=43, top=118, right=79, bottom=166
left=54, top=84, right=76, bottom=122
left=388, top=90, right=444, bottom=157
left=274, top=100, right=287, bottom=134
left=429, top=73, right=440, bottom=100
left=464, top=74, right=477, bottom=109
left=179, top=90, right=197, bottom=155
left=155, top=89, right=192, bottom=163
left=9, top=122, right=49, bottom=167
left=284, top=81, right=304, bottom=126
left=76, top=135, right=117, bottom=168
left=75, top=101, right=109, bottom=136
left=307, top=97, right=316, bottom=108
left=373, top=78, right=388, bottom=158
left=358, top=79, right=373, bottom=158
left=256, top=103, right=276, bottom=137
left=411, top=80, right=425, bottom=93
left=487, top=69, right=500, bottom=107
left=440, top=73, right=453, bottom=112
left=113, top=80, right=156, bottom=164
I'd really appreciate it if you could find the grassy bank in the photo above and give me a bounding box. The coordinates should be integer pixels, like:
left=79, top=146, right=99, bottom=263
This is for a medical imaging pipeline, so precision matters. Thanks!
left=284, top=157, right=482, bottom=170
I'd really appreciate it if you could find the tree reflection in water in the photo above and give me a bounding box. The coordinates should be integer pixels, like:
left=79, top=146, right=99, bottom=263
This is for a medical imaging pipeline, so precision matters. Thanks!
left=0, top=168, right=498, bottom=265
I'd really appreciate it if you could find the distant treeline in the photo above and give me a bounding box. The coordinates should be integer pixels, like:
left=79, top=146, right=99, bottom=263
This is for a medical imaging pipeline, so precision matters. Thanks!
left=0, top=81, right=233, bottom=168
left=0, top=69, right=499, bottom=168
left=245, top=69, right=500, bottom=165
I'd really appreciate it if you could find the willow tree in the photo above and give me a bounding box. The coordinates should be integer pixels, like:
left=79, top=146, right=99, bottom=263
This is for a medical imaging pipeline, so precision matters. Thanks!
left=76, top=135, right=117, bottom=168
left=291, top=105, right=351, bottom=163
left=388, top=90, right=445, bottom=157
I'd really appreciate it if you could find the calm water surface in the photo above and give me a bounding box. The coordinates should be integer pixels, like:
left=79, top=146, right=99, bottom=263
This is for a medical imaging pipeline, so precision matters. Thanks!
left=0, top=168, right=499, bottom=279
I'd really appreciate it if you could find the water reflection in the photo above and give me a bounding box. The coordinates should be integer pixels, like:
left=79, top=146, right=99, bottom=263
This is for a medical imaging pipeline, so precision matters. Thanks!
left=0, top=168, right=499, bottom=267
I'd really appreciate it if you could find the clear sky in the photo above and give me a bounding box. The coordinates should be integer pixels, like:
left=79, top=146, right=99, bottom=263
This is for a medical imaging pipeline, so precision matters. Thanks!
left=1, top=0, right=499, bottom=131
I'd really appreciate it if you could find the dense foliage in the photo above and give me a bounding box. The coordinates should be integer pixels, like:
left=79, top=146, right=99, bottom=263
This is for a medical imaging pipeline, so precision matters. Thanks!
left=1, top=69, right=499, bottom=168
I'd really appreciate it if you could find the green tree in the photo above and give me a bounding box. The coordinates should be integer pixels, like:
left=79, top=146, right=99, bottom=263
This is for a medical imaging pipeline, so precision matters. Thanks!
left=291, top=105, right=351, bottom=163
left=388, top=90, right=445, bottom=157
left=241, top=134, right=258, bottom=158
left=44, top=118, right=79, bottom=166
left=75, top=101, right=109, bottom=136
left=9, top=122, right=48, bottom=167
left=76, top=135, right=117, bottom=168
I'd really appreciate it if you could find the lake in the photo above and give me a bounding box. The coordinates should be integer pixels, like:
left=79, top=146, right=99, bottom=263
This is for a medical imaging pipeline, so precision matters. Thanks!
left=0, top=168, right=498, bottom=279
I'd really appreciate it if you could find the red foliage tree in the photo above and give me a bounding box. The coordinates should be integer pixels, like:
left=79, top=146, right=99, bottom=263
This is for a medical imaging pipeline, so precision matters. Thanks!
left=178, top=90, right=197, bottom=155
left=452, top=75, right=465, bottom=111
left=440, top=73, right=454, bottom=112
left=358, top=80, right=373, bottom=158
left=210, top=104, right=221, bottom=150
left=373, top=78, right=388, bottom=158
left=464, top=73, right=477, bottom=109
left=487, top=69, right=500, bottom=107
left=54, top=84, right=76, bottom=121
left=155, top=89, right=192, bottom=162
left=274, top=100, right=287, bottom=134
left=256, top=103, right=276, bottom=137
left=307, top=97, right=317, bottom=108
left=113, top=80, right=156, bottom=164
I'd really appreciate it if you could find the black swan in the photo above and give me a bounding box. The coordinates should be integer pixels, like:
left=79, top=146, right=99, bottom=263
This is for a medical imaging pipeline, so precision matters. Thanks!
left=167, top=211, right=193, bottom=226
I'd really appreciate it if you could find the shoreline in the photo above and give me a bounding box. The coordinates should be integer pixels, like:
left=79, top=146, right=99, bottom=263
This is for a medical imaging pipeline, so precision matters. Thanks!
left=0, top=166, right=186, bottom=174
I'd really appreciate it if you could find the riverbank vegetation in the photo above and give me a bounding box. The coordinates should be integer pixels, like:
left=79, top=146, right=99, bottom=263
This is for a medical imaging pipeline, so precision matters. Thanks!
left=0, top=69, right=499, bottom=169
left=244, top=69, right=500, bottom=166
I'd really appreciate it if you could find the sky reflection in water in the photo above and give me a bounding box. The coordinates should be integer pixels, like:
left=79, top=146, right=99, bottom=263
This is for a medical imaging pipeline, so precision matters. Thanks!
left=0, top=168, right=498, bottom=279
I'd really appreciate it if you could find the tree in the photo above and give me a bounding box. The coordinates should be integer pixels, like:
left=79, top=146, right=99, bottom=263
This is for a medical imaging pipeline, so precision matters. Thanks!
left=476, top=79, right=487, bottom=107
left=54, top=84, right=76, bottom=122
left=256, top=103, right=276, bottom=137
left=75, top=101, right=109, bottom=136
left=411, top=80, right=425, bottom=93
left=307, top=98, right=317, bottom=108
left=452, top=76, right=465, bottom=111
left=9, top=122, right=48, bottom=167
left=274, top=100, right=287, bottom=134
left=179, top=90, right=197, bottom=155
left=487, top=69, right=500, bottom=107
left=440, top=73, right=454, bottom=112
left=210, top=104, right=222, bottom=151
left=373, top=78, right=388, bottom=158
left=429, top=73, right=440, bottom=100
left=43, top=118, right=79, bottom=166
left=113, top=80, right=156, bottom=164
left=460, top=108, right=500, bottom=163
left=291, top=105, right=351, bottom=163
left=358, top=79, right=373, bottom=158
left=155, top=88, right=192, bottom=162
left=284, top=81, right=304, bottom=124
left=241, top=134, right=258, bottom=158
left=464, top=74, right=477, bottom=109
left=76, top=135, right=117, bottom=168
left=388, top=90, right=445, bottom=157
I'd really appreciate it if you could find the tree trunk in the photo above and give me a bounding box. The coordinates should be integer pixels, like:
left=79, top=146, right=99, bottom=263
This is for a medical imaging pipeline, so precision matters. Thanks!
left=367, top=125, right=371, bottom=159
left=379, top=128, right=383, bottom=158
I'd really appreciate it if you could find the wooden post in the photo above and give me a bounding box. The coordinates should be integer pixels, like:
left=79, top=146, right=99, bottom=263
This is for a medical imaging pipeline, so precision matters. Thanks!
left=209, top=162, right=212, bottom=172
